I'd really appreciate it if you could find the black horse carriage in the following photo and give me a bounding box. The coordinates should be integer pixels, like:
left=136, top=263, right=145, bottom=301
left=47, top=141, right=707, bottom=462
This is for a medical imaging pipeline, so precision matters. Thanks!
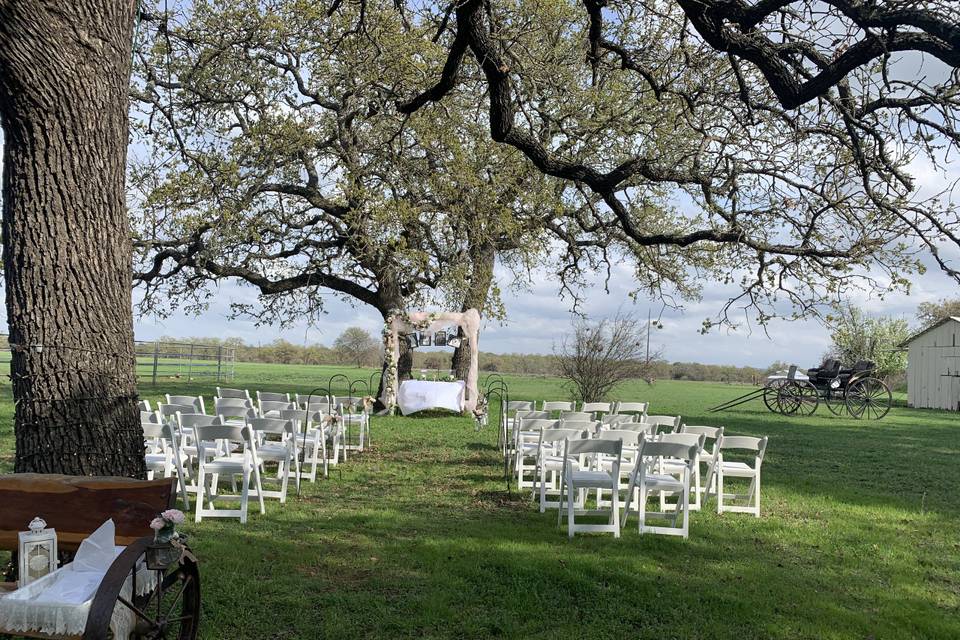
left=764, top=360, right=892, bottom=419
left=710, top=359, right=893, bottom=419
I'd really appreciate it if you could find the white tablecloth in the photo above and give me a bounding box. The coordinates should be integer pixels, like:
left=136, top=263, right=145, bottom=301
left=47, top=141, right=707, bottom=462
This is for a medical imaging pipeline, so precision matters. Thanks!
left=397, top=380, right=466, bottom=415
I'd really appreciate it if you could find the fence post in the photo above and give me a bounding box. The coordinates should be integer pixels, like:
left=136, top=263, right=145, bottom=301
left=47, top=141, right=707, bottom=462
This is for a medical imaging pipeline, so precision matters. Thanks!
left=187, top=343, right=194, bottom=381
left=216, top=346, right=223, bottom=382
left=152, top=341, right=160, bottom=386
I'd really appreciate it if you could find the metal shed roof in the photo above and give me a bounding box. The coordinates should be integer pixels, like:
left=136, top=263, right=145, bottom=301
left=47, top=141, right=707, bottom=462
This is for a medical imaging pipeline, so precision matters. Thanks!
left=899, top=316, right=960, bottom=348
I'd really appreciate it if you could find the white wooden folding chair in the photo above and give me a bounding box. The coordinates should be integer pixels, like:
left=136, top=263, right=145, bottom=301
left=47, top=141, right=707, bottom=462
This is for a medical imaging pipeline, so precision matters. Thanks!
left=515, top=418, right=560, bottom=489
left=508, top=410, right=549, bottom=472
left=335, top=396, right=369, bottom=455
left=559, top=411, right=593, bottom=422
left=658, top=432, right=706, bottom=511
left=143, top=420, right=191, bottom=509
left=257, top=390, right=291, bottom=404
left=613, top=401, right=648, bottom=419
left=216, top=387, right=251, bottom=400
left=593, top=429, right=644, bottom=508
left=194, top=423, right=264, bottom=524
left=281, top=408, right=331, bottom=481
left=166, top=394, right=206, bottom=414
left=296, top=393, right=332, bottom=412
left=680, top=425, right=724, bottom=506
left=558, top=437, right=624, bottom=538
left=541, top=401, right=574, bottom=417
left=138, top=399, right=152, bottom=412
left=642, top=415, right=682, bottom=435
left=215, top=397, right=257, bottom=426
left=715, top=435, right=768, bottom=517
left=259, top=400, right=296, bottom=419
left=600, top=414, right=637, bottom=428
left=534, top=427, right=588, bottom=511
left=247, top=417, right=299, bottom=501
left=623, top=438, right=699, bottom=538
left=501, top=401, right=535, bottom=454
left=581, top=402, right=612, bottom=417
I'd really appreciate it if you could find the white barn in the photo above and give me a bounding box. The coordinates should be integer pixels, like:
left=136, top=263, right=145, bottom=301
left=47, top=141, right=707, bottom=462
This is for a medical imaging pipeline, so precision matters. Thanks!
left=901, top=317, right=960, bottom=411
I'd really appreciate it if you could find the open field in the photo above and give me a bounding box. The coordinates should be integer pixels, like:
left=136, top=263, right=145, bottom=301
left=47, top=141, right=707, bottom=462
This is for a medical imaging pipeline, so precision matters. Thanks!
left=0, top=362, right=958, bottom=638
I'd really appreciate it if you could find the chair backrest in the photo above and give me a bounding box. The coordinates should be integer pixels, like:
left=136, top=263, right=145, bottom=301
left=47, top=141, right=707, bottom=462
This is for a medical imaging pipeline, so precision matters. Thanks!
left=215, top=397, right=256, bottom=420
left=542, top=401, right=574, bottom=412
left=506, top=401, right=535, bottom=413
left=141, top=410, right=160, bottom=424
left=138, top=399, right=152, bottom=411
left=594, top=429, right=643, bottom=447
left=581, top=402, right=612, bottom=413
left=601, top=414, right=636, bottom=426
left=681, top=425, right=723, bottom=440
left=257, top=391, right=290, bottom=403
left=279, top=409, right=325, bottom=428
left=559, top=411, right=593, bottom=422
left=166, top=395, right=206, bottom=413
left=296, top=394, right=332, bottom=411
left=142, top=420, right=178, bottom=442
left=643, top=415, right=682, bottom=434
left=720, top=435, right=769, bottom=463
left=217, top=387, right=250, bottom=400
left=158, top=402, right=198, bottom=420
left=564, top=436, right=623, bottom=457
left=260, top=400, right=297, bottom=415
left=248, top=417, right=295, bottom=437
left=193, top=423, right=252, bottom=449
left=659, top=432, right=706, bottom=452
left=539, top=427, right=588, bottom=445
left=614, top=401, right=649, bottom=416
left=610, top=422, right=657, bottom=437
left=518, top=418, right=561, bottom=431
left=638, top=439, right=698, bottom=463
left=177, top=413, right=224, bottom=429
left=559, top=420, right=601, bottom=433
left=334, top=396, right=365, bottom=412
left=517, top=410, right=550, bottom=422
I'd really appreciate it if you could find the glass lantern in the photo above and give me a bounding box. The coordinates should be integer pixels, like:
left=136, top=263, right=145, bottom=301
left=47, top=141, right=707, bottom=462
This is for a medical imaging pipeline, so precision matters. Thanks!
left=18, top=517, right=57, bottom=587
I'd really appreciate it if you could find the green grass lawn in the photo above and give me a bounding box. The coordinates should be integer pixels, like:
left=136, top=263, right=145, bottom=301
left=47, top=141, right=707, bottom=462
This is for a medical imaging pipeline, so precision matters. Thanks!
left=1, top=363, right=958, bottom=638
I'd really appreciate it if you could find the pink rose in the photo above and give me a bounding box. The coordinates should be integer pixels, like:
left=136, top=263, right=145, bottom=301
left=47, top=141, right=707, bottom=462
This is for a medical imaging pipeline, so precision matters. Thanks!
left=149, top=517, right=165, bottom=531
left=161, top=509, right=185, bottom=524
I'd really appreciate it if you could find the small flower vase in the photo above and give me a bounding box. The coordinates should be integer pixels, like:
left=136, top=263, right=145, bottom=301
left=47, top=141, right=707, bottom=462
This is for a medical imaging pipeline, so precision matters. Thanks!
left=146, top=527, right=184, bottom=571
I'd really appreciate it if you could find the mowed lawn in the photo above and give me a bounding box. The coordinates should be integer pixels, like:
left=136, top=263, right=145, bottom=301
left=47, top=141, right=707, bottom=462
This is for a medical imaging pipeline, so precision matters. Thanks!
left=0, top=362, right=958, bottom=638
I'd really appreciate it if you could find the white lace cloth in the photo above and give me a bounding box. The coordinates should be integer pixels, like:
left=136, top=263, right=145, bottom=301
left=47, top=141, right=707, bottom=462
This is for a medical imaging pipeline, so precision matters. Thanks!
left=0, top=546, right=157, bottom=639
left=397, top=380, right=466, bottom=415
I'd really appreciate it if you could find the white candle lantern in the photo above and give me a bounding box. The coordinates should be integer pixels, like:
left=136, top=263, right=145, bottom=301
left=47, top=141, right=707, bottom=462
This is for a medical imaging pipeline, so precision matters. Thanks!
left=18, top=517, right=57, bottom=587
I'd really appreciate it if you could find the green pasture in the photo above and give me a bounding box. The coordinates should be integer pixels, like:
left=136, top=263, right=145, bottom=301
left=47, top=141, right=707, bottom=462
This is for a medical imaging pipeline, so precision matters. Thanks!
left=0, top=363, right=957, bottom=638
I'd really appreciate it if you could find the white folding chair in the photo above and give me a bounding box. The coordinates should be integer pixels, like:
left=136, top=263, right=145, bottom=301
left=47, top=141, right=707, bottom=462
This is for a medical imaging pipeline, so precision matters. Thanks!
left=715, top=435, right=768, bottom=517
left=600, top=414, right=637, bottom=427
left=247, top=417, right=299, bottom=501
left=281, top=408, right=333, bottom=481
left=194, top=423, right=264, bottom=524
left=215, top=397, right=257, bottom=426
left=515, top=418, right=559, bottom=489
left=260, top=400, right=296, bottom=419
left=642, top=415, right=682, bottom=435
left=613, top=401, right=648, bottom=419
left=623, top=438, right=698, bottom=538
left=138, top=399, right=152, bottom=412
left=581, top=402, right=612, bottom=417
left=501, top=401, right=535, bottom=454
left=534, top=427, right=588, bottom=511
left=166, top=395, right=206, bottom=414
left=216, top=387, right=251, bottom=400
left=558, top=437, right=624, bottom=538
left=542, top=401, right=574, bottom=417
left=296, top=393, right=332, bottom=412
left=680, top=425, right=724, bottom=506
left=143, top=420, right=191, bottom=509
left=559, top=411, right=593, bottom=422
left=257, top=390, right=291, bottom=404
left=593, top=429, right=645, bottom=508
left=335, top=396, right=369, bottom=455
left=658, top=432, right=706, bottom=511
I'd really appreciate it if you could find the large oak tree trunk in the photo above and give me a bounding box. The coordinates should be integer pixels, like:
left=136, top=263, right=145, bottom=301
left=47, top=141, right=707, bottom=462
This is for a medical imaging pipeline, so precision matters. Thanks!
left=373, top=280, right=414, bottom=408
left=0, top=0, right=145, bottom=477
left=452, top=240, right=495, bottom=381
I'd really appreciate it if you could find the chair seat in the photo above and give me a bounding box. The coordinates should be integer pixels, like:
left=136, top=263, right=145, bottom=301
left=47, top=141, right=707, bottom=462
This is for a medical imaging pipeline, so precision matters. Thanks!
left=258, top=444, right=291, bottom=461
left=203, top=457, right=251, bottom=473
left=145, top=453, right=167, bottom=467
left=541, top=456, right=579, bottom=471
left=569, top=470, right=615, bottom=488
left=719, top=461, right=756, bottom=476
left=641, top=473, right=685, bottom=491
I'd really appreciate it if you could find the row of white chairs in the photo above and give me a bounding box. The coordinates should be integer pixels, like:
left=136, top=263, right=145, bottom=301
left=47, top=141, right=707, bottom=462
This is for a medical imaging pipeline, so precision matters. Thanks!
left=512, top=412, right=768, bottom=538
left=139, top=389, right=372, bottom=524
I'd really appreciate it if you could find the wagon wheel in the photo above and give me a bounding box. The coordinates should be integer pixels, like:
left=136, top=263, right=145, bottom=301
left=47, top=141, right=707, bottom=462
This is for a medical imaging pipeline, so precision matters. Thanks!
left=780, top=380, right=819, bottom=416
left=822, top=381, right=847, bottom=416
left=763, top=379, right=788, bottom=413
left=774, top=381, right=801, bottom=415
left=85, top=537, right=201, bottom=640
left=845, top=377, right=892, bottom=420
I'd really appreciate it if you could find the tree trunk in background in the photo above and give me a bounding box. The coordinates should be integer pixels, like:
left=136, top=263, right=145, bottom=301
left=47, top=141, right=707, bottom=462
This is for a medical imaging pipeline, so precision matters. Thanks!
left=373, top=282, right=414, bottom=407
left=452, top=240, right=496, bottom=381
left=0, top=1, right=145, bottom=477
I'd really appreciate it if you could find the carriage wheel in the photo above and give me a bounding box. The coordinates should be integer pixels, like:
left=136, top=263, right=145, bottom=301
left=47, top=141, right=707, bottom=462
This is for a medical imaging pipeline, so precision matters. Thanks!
left=763, top=380, right=788, bottom=413
left=823, top=385, right=847, bottom=416
left=85, top=538, right=201, bottom=640
left=846, top=377, right=892, bottom=420
left=781, top=381, right=819, bottom=416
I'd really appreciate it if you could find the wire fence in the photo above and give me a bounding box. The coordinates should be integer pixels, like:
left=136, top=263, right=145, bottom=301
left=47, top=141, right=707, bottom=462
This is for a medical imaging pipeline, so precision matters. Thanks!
left=0, top=336, right=235, bottom=384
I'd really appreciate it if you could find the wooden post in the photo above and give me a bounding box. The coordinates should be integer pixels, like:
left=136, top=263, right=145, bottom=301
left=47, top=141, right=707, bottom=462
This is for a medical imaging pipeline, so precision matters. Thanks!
left=152, top=341, right=160, bottom=386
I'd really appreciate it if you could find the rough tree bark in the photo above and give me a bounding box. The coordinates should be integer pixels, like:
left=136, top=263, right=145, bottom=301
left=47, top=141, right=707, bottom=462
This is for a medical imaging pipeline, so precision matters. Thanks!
left=0, top=0, right=146, bottom=477
left=451, top=239, right=496, bottom=381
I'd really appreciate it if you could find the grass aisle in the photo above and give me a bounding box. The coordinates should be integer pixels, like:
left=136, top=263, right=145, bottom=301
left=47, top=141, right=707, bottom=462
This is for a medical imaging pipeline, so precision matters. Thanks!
left=0, top=369, right=958, bottom=638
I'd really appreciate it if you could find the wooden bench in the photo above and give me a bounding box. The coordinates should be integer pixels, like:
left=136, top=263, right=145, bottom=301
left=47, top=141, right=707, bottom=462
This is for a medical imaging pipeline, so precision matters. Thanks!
left=0, top=473, right=199, bottom=639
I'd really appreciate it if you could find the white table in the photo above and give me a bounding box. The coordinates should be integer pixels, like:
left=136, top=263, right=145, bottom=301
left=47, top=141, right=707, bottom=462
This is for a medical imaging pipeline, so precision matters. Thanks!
left=397, top=380, right=466, bottom=415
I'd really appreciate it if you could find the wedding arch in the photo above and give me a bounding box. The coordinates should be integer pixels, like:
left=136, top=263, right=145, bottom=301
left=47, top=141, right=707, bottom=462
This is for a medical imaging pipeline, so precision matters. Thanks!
left=380, top=309, right=481, bottom=413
